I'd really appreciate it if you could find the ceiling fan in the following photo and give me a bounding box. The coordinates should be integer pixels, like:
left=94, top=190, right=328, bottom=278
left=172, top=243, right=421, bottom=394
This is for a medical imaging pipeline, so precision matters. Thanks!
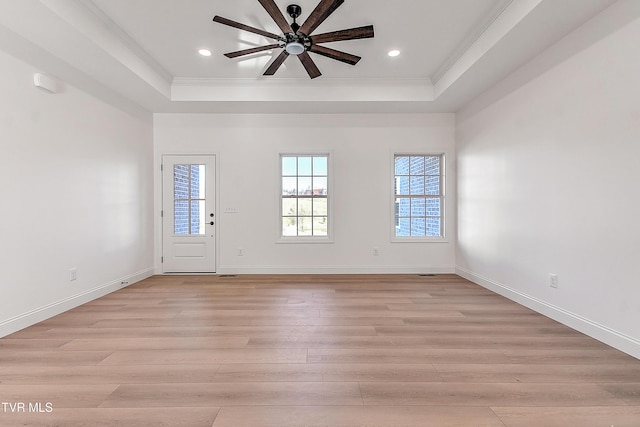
left=213, top=0, right=374, bottom=79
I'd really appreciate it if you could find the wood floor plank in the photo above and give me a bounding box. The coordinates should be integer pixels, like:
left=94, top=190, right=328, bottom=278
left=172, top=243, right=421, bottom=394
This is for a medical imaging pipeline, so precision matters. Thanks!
left=100, top=382, right=363, bottom=407
left=359, top=382, right=627, bottom=406
left=500, top=348, right=638, bottom=365
left=0, top=408, right=219, bottom=427
left=211, top=406, right=505, bottom=427
left=246, top=335, right=440, bottom=349
left=320, top=309, right=466, bottom=318
left=375, top=325, right=581, bottom=337
left=598, top=383, right=640, bottom=405
left=0, top=364, right=220, bottom=385
left=59, top=337, right=249, bottom=351
left=1, top=273, right=639, bottom=426
left=492, top=406, right=640, bottom=427
left=308, top=348, right=510, bottom=364
left=0, top=350, right=112, bottom=366
left=213, top=363, right=441, bottom=382
left=434, top=364, right=640, bottom=383
left=0, top=338, right=71, bottom=350
left=99, top=348, right=307, bottom=365
left=91, top=316, right=405, bottom=327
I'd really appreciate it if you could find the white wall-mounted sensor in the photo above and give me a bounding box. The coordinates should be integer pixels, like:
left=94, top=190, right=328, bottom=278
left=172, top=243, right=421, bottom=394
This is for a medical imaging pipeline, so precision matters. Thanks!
left=33, top=73, right=60, bottom=94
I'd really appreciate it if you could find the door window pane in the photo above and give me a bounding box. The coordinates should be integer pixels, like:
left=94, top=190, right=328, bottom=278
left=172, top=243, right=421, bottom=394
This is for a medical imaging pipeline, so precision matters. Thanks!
left=190, top=165, right=205, bottom=199
left=174, top=200, right=189, bottom=234
left=174, top=163, right=207, bottom=235
left=191, top=200, right=205, bottom=235
left=174, top=165, right=189, bottom=199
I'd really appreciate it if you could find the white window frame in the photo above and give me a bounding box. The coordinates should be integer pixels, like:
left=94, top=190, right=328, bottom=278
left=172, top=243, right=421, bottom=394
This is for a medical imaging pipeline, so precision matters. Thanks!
left=278, top=152, right=333, bottom=244
left=391, top=153, right=446, bottom=242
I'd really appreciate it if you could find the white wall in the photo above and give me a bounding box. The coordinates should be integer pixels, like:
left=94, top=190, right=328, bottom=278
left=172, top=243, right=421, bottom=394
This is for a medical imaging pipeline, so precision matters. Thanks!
left=0, top=50, right=154, bottom=336
left=154, top=113, right=456, bottom=274
left=456, top=1, right=640, bottom=358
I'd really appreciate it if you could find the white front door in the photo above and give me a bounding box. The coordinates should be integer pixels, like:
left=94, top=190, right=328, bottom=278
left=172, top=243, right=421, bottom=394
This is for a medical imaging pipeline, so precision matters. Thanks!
left=162, top=155, right=216, bottom=273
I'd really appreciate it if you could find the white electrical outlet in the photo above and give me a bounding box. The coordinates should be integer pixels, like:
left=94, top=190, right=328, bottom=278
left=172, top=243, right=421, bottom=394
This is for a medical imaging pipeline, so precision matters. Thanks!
left=69, top=268, right=78, bottom=282
left=237, top=248, right=244, bottom=256
left=373, top=247, right=379, bottom=256
left=549, top=274, right=558, bottom=288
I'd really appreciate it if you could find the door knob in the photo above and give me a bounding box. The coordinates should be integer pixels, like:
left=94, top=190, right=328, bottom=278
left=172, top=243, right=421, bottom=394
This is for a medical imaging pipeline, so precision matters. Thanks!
left=209, top=221, right=214, bottom=225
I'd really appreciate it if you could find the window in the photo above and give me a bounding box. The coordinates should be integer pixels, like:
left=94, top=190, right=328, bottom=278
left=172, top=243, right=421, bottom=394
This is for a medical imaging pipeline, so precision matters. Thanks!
left=281, top=154, right=329, bottom=238
left=394, top=154, right=444, bottom=238
left=174, top=164, right=206, bottom=235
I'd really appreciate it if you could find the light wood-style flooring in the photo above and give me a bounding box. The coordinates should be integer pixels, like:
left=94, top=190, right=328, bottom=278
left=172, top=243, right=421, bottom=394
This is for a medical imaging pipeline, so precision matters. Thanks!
left=1, top=274, right=640, bottom=426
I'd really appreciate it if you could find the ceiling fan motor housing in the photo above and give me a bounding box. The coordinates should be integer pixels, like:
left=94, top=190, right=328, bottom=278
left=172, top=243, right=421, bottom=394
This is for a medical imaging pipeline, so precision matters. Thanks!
left=287, top=4, right=302, bottom=19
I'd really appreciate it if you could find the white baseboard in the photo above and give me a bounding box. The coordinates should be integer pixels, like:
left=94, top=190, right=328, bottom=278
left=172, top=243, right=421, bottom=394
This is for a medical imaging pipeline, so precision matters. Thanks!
left=0, top=268, right=154, bottom=338
left=217, top=265, right=456, bottom=275
left=456, top=267, right=640, bottom=360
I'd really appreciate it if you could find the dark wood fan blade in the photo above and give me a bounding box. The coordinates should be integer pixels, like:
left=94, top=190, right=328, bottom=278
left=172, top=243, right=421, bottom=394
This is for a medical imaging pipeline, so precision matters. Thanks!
left=264, top=50, right=290, bottom=75
left=257, top=0, right=292, bottom=34
left=309, top=45, right=361, bottom=65
left=298, top=51, right=322, bottom=79
left=213, top=16, right=282, bottom=41
left=224, top=44, right=281, bottom=59
left=299, top=0, right=344, bottom=36
left=311, top=25, right=374, bottom=44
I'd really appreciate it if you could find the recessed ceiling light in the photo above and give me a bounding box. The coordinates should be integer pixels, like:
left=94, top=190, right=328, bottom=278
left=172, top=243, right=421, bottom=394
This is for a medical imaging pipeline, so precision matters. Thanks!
left=198, top=49, right=212, bottom=57
left=388, top=50, right=400, bottom=57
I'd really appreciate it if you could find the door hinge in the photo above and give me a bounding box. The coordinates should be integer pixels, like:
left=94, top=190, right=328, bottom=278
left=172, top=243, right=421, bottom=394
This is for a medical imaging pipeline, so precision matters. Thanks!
left=161, top=210, right=164, bottom=218
left=161, top=256, right=164, bottom=263
left=161, top=164, right=163, bottom=172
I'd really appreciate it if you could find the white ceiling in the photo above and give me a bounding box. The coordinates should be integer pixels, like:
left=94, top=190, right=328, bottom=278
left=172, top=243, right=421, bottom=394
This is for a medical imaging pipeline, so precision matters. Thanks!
left=0, top=0, right=619, bottom=114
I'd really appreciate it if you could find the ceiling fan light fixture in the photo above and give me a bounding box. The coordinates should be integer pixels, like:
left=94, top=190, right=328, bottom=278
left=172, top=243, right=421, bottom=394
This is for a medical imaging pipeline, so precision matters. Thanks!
left=285, top=42, right=305, bottom=55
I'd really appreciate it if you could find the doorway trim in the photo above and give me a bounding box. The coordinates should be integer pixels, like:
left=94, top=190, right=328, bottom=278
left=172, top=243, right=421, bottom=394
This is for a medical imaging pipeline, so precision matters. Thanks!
left=158, top=153, right=219, bottom=274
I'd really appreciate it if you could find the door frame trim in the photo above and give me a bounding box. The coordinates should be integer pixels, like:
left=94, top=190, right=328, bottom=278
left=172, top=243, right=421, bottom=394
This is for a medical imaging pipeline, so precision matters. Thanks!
left=158, top=153, right=219, bottom=275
